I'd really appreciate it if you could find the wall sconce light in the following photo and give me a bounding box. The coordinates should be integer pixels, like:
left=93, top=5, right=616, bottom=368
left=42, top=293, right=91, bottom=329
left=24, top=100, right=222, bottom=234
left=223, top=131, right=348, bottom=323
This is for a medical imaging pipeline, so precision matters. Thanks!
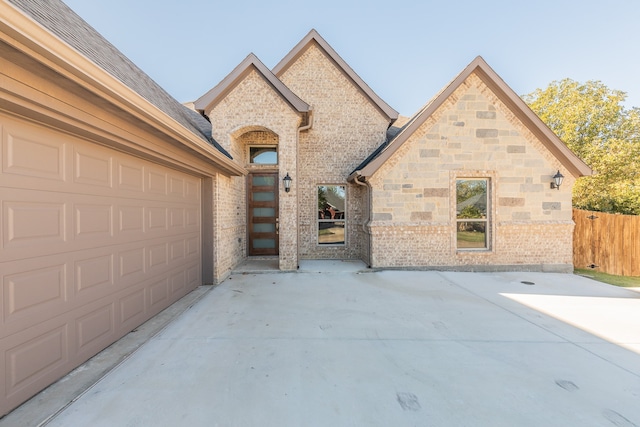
left=283, top=173, right=292, bottom=193
left=550, top=170, right=564, bottom=190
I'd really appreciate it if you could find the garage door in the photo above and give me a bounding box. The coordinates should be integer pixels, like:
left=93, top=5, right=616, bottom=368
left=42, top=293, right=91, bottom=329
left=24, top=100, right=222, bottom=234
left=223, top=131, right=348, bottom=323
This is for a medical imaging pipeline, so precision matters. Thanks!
left=0, top=112, right=202, bottom=414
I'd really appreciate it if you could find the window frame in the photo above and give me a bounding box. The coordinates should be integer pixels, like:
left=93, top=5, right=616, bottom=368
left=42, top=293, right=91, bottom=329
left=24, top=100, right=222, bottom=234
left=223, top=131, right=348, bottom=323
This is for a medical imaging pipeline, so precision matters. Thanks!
left=317, top=184, right=347, bottom=246
left=248, top=145, right=278, bottom=165
left=455, top=176, right=492, bottom=251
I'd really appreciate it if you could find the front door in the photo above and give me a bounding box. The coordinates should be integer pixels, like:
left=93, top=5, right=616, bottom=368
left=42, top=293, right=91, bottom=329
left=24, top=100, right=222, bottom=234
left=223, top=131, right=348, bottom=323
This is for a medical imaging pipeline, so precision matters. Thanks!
left=248, top=172, right=279, bottom=256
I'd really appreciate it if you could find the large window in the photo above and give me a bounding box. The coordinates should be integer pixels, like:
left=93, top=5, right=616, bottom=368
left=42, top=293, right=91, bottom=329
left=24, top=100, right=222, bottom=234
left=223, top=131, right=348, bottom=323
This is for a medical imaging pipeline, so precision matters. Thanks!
left=456, top=179, right=489, bottom=249
left=317, top=185, right=346, bottom=245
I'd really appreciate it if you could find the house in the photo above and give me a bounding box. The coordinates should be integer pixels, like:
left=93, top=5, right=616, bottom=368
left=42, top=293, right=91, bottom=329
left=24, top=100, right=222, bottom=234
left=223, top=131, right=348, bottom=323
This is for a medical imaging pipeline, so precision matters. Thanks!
left=193, top=30, right=591, bottom=274
left=0, top=0, right=590, bottom=415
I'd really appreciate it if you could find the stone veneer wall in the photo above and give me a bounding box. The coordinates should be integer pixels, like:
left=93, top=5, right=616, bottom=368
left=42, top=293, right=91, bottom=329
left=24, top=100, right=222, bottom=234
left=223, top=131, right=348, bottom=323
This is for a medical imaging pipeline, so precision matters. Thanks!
left=206, top=69, right=302, bottom=274
left=368, top=73, right=575, bottom=271
left=278, top=43, right=389, bottom=260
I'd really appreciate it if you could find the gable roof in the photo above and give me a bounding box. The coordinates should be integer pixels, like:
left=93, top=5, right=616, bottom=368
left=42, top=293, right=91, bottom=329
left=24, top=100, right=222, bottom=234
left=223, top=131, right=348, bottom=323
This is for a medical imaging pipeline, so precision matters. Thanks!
left=4, top=0, right=241, bottom=170
left=194, top=53, right=310, bottom=114
left=273, top=29, right=398, bottom=123
left=350, top=56, right=593, bottom=180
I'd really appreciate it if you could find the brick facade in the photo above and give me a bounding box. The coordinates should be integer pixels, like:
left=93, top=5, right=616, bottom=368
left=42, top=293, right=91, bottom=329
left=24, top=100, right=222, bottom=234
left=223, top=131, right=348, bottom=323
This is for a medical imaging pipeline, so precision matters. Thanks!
left=277, top=43, right=389, bottom=261
left=204, top=69, right=303, bottom=280
left=196, top=32, right=588, bottom=277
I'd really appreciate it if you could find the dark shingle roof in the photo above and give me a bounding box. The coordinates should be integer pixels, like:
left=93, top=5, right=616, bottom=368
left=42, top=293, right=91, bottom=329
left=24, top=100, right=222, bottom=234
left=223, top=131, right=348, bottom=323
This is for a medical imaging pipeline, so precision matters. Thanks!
left=8, top=0, right=231, bottom=158
left=351, top=117, right=411, bottom=174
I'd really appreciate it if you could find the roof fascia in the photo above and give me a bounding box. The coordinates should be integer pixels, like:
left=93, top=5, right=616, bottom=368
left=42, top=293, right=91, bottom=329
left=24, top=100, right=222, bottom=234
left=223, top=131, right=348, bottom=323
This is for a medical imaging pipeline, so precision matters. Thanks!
left=357, top=56, right=592, bottom=179
left=0, top=2, right=245, bottom=176
left=194, top=53, right=310, bottom=114
left=272, top=29, right=398, bottom=123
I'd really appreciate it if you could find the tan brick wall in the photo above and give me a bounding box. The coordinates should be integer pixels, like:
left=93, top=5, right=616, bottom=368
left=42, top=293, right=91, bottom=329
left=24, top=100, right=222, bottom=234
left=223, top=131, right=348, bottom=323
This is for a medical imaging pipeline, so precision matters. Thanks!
left=368, top=73, right=575, bottom=271
left=206, top=69, right=303, bottom=273
left=278, top=43, right=390, bottom=260
left=212, top=172, right=245, bottom=282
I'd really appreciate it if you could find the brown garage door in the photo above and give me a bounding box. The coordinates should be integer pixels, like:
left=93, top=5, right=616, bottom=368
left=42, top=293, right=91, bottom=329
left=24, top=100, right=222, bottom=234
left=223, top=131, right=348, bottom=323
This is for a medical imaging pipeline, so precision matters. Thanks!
left=0, top=112, right=202, bottom=414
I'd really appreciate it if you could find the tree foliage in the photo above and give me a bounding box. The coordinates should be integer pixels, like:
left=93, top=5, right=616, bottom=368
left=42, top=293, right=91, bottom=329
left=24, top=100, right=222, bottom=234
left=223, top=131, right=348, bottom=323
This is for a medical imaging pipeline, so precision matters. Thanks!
left=523, top=79, right=640, bottom=215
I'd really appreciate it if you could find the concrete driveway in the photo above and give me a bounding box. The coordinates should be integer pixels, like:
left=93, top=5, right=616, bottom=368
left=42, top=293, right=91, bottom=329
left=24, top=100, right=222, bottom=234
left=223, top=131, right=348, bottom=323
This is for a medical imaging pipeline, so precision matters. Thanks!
left=18, top=262, right=640, bottom=426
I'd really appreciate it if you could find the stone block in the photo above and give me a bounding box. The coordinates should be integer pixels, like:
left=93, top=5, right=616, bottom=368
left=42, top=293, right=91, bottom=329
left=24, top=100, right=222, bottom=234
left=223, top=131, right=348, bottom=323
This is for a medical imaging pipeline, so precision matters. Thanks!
left=499, top=197, right=525, bottom=206
left=542, top=202, right=561, bottom=211
left=420, top=149, right=440, bottom=158
left=507, top=145, right=526, bottom=153
left=410, top=211, right=433, bottom=221
left=476, top=129, right=499, bottom=138
left=512, top=212, right=531, bottom=220
left=520, top=184, right=544, bottom=192
left=373, top=212, right=393, bottom=221
left=476, top=111, right=496, bottom=119
left=423, top=188, right=449, bottom=197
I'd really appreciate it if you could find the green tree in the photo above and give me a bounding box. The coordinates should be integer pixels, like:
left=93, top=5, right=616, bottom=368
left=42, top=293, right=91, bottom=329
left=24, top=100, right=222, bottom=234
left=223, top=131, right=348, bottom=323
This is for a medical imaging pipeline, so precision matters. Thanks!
left=523, top=80, right=640, bottom=215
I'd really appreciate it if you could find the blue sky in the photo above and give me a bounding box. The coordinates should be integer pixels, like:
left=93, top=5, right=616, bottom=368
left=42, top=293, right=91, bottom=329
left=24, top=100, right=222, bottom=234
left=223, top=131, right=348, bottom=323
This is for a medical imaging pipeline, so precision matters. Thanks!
left=63, top=0, right=640, bottom=116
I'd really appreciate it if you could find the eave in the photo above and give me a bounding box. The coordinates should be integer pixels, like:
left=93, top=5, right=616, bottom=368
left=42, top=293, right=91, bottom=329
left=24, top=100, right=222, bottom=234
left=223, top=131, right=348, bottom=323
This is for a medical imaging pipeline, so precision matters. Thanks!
left=0, top=1, right=245, bottom=177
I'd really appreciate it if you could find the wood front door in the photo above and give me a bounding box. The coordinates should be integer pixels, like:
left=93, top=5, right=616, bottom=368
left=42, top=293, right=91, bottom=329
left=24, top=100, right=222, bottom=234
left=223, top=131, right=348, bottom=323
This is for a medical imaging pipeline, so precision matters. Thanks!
left=248, top=172, right=279, bottom=256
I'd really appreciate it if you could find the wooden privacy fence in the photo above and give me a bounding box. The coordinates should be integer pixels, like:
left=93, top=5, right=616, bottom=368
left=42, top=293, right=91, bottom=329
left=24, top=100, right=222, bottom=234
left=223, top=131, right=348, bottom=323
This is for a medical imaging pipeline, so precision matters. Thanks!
left=573, top=208, right=640, bottom=276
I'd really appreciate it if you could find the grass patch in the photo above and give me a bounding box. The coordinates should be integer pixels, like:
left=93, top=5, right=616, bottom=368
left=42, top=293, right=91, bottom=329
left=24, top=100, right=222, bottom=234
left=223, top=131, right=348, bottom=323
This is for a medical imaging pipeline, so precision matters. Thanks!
left=574, top=268, right=640, bottom=288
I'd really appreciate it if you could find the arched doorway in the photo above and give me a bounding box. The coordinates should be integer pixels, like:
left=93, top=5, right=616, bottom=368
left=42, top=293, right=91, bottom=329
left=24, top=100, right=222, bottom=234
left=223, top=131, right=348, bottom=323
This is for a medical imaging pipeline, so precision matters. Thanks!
left=234, top=128, right=280, bottom=256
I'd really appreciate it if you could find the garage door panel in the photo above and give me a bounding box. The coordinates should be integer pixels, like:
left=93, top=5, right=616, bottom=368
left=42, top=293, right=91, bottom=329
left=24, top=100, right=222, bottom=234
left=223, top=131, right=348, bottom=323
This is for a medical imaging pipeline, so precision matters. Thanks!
left=118, top=205, right=145, bottom=234
left=149, top=277, right=169, bottom=312
left=2, top=196, right=67, bottom=255
left=76, top=303, right=114, bottom=353
left=170, top=270, right=186, bottom=296
left=2, top=260, right=69, bottom=336
left=119, top=288, right=146, bottom=330
left=117, top=162, right=144, bottom=192
left=73, top=203, right=114, bottom=240
left=187, top=263, right=200, bottom=288
left=3, top=321, right=69, bottom=405
left=118, top=246, right=146, bottom=281
left=75, top=253, right=115, bottom=301
left=73, top=147, right=113, bottom=188
left=0, top=112, right=203, bottom=415
left=148, top=242, right=169, bottom=272
left=2, top=120, right=67, bottom=182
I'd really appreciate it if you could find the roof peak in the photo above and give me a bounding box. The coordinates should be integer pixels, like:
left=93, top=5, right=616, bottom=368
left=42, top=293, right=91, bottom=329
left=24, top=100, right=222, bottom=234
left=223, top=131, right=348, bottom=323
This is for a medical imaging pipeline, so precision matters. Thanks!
left=194, top=53, right=310, bottom=114
left=352, top=56, right=592, bottom=179
left=273, top=29, right=398, bottom=122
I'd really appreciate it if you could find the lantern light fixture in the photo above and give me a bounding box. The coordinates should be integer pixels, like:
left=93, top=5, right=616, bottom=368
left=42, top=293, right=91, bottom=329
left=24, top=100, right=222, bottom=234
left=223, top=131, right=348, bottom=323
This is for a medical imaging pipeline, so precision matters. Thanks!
left=283, top=173, right=292, bottom=193
left=550, top=170, right=564, bottom=190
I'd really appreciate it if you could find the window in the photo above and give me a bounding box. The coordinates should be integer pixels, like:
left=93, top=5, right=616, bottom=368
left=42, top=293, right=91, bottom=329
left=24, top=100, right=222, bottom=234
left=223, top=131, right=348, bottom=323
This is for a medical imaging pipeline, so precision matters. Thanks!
left=249, top=146, right=277, bottom=164
left=317, top=185, right=346, bottom=245
left=456, top=179, right=489, bottom=249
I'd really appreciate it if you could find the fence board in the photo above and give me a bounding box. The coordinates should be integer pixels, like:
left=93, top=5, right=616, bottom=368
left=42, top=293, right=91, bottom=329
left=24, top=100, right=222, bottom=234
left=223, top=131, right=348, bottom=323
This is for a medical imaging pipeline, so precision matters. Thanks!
left=573, top=208, right=640, bottom=276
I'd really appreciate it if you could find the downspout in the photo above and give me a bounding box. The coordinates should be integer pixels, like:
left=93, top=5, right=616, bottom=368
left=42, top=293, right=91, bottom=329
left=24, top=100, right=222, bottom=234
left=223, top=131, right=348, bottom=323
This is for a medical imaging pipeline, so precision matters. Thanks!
left=295, top=109, right=313, bottom=268
left=353, top=172, right=372, bottom=268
